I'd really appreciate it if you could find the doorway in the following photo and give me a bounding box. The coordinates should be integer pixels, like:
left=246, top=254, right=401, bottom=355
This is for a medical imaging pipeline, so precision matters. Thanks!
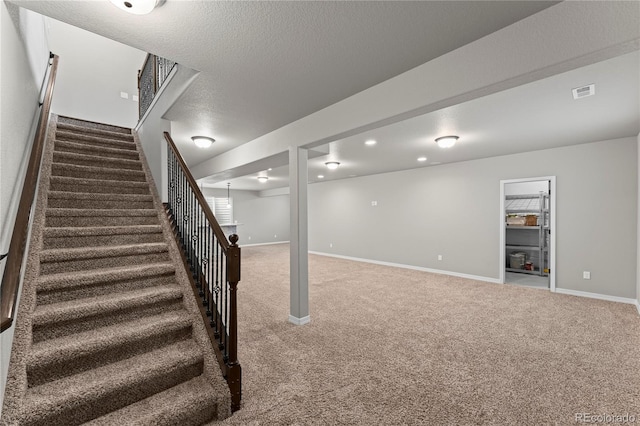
left=499, top=177, right=556, bottom=291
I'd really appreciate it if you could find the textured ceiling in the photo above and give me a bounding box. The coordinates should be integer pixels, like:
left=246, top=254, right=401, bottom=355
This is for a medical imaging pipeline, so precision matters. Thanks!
left=203, top=51, right=640, bottom=190
left=12, top=0, right=558, bottom=167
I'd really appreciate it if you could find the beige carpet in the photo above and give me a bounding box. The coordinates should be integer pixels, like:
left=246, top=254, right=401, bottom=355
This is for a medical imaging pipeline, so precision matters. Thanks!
left=222, top=243, right=640, bottom=425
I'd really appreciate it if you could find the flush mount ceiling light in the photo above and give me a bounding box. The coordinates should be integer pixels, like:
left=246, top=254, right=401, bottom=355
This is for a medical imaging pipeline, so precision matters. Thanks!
left=191, top=136, right=214, bottom=149
left=109, top=0, right=159, bottom=14
left=417, top=156, right=427, bottom=162
left=435, top=135, right=459, bottom=149
left=365, top=139, right=377, bottom=146
left=325, top=161, right=340, bottom=170
left=317, top=175, right=325, bottom=179
left=257, top=176, right=269, bottom=183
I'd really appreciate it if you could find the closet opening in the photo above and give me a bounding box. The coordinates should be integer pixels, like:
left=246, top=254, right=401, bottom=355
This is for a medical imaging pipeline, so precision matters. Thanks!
left=499, top=177, right=556, bottom=291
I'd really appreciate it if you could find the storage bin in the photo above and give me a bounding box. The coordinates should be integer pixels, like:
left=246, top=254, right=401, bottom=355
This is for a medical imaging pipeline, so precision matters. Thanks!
left=525, top=215, right=538, bottom=226
left=509, top=252, right=526, bottom=269
left=506, top=216, right=526, bottom=226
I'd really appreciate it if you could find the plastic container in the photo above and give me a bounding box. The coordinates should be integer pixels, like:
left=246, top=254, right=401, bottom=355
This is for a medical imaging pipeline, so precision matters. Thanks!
left=509, top=252, right=526, bottom=269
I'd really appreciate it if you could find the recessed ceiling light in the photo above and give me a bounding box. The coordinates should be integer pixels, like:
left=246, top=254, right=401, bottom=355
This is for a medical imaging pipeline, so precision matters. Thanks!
left=417, top=156, right=427, bottom=162
left=317, top=175, right=325, bottom=179
left=257, top=176, right=269, bottom=183
left=268, top=168, right=273, bottom=171
left=109, top=0, right=158, bottom=14
left=191, top=136, right=215, bottom=149
left=435, top=136, right=459, bottom=148
left=365, top=139, right=377, bottom=146
left=325, top=161, right=340, bottom=170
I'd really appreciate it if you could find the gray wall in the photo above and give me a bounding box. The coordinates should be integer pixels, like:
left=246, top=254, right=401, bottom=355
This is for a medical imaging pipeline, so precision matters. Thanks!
left=309, top=137, right=637, bottom=299
left=0, top=3, right=49, bottom=412
left=201, top=188, right=290, bottom=246
left=47, top=18, right=145, bottom=128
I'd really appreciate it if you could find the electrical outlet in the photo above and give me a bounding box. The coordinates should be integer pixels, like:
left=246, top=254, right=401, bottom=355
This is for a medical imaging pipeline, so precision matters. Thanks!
left=274, top=234, right=277, bottom=239
left=371, top=201, right=377, bottom=206
left=583, top=271, right=591, bottom=280
left=248, top=236, right=251, bottom=240
left=438, top=255, right=443, bottom=261
left=132, top=95, right=139, bottom=102
left=329, top=243, right=333, bottom=248
left=120, top=91, right=129, bottom=99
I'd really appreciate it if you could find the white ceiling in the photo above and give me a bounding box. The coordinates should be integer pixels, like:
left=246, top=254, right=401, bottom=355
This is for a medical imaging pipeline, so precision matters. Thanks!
left=11, top=1, right=639, bottom=193
left=203, top=50, right=640, bottom=190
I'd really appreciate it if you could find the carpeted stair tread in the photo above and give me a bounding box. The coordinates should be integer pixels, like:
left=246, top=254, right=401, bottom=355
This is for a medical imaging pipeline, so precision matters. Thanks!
left=49, top=175, right=150, bottom=194
left=46, top=191, right=154, bottom=210
left=55, top=130, right=136, bottom=150
left=57, top=117, right=132, bottom=134
left=51, top=162, right=146, bottom=182
left=56, top=122, right=134, bottom=140
left=54, top=139, right=140, bottom=160
left=32, top=284, right=184, bottom=327
left=39, top=242, right=170, bottom=275
left=85, top=375, right=220, bottom=426
left=36, top=262, right=176, bottom=293
left=20, top=340, right=204, bottom=426
left=27, top=310, right=193, bottom=387
left=45, top=208, right=158, bottom=227
left=52, top=150, right=143, bottom=171
left=44, top=224, right=161, bottom=237
left=46, top=208, right=157, bottom=218
left=41, top=242, right=168, bottom=262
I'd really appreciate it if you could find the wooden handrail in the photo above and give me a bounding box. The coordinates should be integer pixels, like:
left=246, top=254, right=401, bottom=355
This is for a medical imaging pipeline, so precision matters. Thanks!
left=1, top=53, right=59, bottom=332
left=163, top=132, right=230, bottom=251
left=164, top=131, right=242, bottom=411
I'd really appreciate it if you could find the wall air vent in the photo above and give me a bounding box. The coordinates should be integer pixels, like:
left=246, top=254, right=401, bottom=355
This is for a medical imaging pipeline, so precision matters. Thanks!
left=572, top=84, right=595, bottom=100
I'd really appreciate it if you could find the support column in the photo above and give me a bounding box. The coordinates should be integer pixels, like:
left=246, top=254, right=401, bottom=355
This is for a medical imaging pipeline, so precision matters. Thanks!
left=289, top=146, right=310, bottom=325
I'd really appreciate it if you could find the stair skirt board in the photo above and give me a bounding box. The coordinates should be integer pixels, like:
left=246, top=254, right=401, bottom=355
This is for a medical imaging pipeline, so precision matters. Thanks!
left=1, top=115, right=231, bottom=425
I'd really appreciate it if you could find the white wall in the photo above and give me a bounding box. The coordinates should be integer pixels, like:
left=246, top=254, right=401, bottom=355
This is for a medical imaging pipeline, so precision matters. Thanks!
left=637, top=132, right=640, bottom=311
left=201, top=188, right=290, bottom=246
left=0, top=3, right=50, bottom=412
left=309, top=138, right=637, bottom=300
left=47, top=18, right=145, bottom=128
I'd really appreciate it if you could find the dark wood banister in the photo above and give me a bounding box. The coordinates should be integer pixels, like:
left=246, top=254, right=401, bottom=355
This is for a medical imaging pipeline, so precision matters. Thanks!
left=1, top=53, right=59, bottom=332
left=163, top=132, right=230, bottom=250
left=163, top=131, right=241, bottom=411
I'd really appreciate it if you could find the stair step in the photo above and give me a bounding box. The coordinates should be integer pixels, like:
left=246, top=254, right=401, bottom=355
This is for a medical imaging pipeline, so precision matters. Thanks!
left=47, top=191, right=154, bottom=210
left=37, top=262, right=175, bottom=305
left=53, top=151, right=142, bottom=171
left=43, top=225, right=163, bottom=249
left=40, top=242, right=169, bottom=275
left=51, top=162, right=146, bottom=182
left=86, top=375, right=221, bottom=426
left=28, top=311, right=193, bottom=387
left=49, top=175, right=150, bottom=195
left=57, top=117, right=133, bottom=136
left=21, top=340, right=203, bottom=426
left=55, top=129, right=135, bottom=150
left=54, top=139, right=140, bottom=160
left=33, top=281, right=183, bottom=342
left=45, top=208, right=158, bottom=227
left=57, top=121, right=134, bottom=140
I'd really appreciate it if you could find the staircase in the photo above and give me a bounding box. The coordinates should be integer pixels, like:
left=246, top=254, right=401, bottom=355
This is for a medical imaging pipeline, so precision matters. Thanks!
left=1, top=116, right=231, bottom=425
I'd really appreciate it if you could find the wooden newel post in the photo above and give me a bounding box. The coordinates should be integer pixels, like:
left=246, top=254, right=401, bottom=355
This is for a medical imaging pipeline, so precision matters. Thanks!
left=227, top=234, right=242, bottom=412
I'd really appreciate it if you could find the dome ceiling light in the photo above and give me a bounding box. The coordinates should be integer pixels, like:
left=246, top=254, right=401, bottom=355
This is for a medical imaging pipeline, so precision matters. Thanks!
left=435, top=135, right=459, bottom=149
left=109, top=0, right=159, bottom=15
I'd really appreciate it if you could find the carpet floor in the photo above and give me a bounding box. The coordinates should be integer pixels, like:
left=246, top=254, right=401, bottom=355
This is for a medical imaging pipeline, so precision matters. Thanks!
left=221, top=243, right=640, bottom=425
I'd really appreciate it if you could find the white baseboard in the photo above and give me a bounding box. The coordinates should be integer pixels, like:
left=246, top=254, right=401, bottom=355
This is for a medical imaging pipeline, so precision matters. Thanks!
left=288, top=315, right=310, bottom=326
left=308, top=251, right=501, bottom=284
left=554, top=288, right=638, bottom=306
left=242, top=240, right=289, bottom=248
left=636, top=300, right=640, bottom=316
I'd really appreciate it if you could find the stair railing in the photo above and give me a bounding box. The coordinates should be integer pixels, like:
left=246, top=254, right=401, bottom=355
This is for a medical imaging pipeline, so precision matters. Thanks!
left=1, top=53, right=59, bottom=332
left=164, top=132, right=242, bottom=411
left=138, top=54, right=176, bottom=119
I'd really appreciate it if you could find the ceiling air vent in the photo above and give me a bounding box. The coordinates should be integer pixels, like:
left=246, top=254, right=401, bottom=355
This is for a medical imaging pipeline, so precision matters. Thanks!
left=572, top=84, right=595, bottom=100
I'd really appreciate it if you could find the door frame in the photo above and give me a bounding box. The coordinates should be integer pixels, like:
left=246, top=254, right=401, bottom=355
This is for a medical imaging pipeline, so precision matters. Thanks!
left=499, top=176, right=556, bottom=292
